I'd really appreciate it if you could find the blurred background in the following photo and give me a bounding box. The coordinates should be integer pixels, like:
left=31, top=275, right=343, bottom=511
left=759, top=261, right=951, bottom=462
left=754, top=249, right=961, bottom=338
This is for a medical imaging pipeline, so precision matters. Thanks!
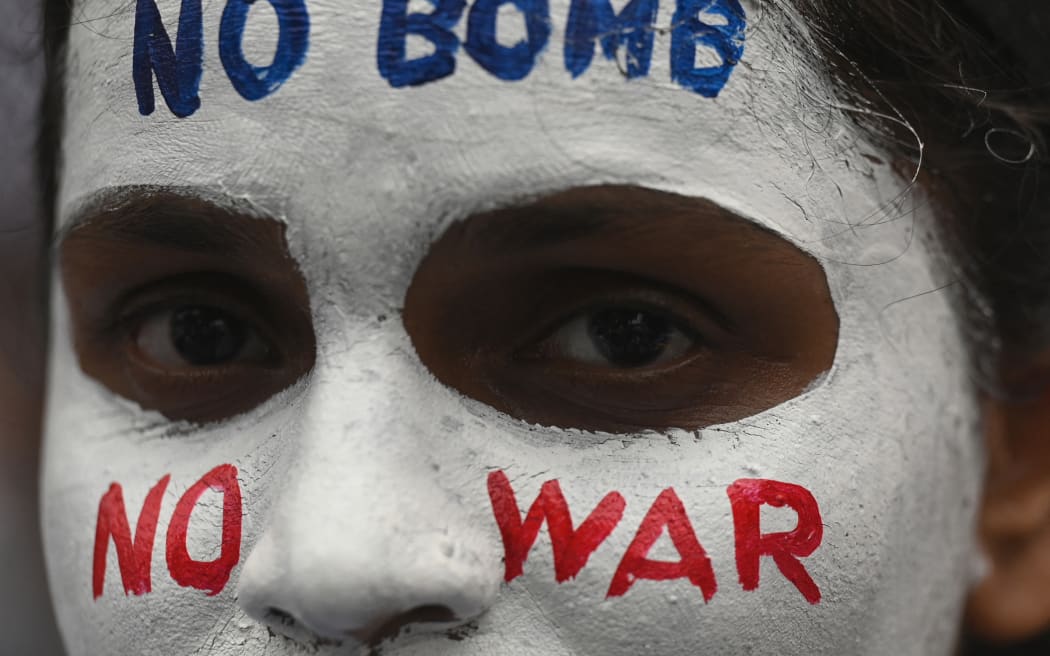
left=0, top=0, right=64, bottom=654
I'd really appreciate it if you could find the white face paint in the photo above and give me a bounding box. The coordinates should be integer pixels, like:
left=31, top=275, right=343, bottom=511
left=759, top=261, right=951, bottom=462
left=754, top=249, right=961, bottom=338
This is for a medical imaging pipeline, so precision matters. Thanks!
left=43, top=1, right=984, bottom=655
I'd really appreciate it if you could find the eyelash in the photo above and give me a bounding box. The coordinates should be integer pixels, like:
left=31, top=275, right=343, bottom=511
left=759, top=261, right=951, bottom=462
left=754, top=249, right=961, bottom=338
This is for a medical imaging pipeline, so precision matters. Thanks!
left=108, top=278, right=280, bottom=364
left=513, top=279, right=722, bottom=353
left=71, top=271, right=317, bottom=424
left=522, top=300, right=700, bottom=352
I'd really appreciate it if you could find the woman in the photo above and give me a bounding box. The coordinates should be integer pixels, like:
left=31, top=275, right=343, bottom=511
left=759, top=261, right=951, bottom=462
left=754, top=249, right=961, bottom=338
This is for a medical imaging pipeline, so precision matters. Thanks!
left=38, top=0, right=1050, bottom=654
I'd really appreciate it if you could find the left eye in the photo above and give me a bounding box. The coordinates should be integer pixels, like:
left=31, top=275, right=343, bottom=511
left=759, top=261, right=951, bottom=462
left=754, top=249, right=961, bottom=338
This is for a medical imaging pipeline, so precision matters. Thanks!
left=134, top=305, right=272, bottom=368
left=541, top=306, right=696, bottom=368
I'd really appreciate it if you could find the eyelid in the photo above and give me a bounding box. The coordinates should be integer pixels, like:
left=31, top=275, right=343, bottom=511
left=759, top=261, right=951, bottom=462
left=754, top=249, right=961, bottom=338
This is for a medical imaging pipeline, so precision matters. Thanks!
left=108, top=275, right=283, bottom=363
left=134, top=307, right=273, bottom=368
left=510, top=277, right=734, bottom=360
left=540, top=312, right=697, bottom=371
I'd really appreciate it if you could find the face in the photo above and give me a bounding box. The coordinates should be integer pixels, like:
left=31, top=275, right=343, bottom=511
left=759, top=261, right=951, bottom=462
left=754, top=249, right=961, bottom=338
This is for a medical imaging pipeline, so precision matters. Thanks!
left=44, top=1, right=985, bottom=654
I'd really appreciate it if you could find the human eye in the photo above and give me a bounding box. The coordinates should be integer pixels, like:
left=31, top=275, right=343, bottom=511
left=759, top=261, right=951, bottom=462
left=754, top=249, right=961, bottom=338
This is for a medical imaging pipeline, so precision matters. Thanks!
left=403, top=185, right=839, bottom=434
left=128, top=290, right=273, bottom=371
left=138, top=304, right=266, bottom=367
left=541, top=306, right=694, bottom=368
left=516, top=283, right=722, bottom=375
left=59, top=195, right=316, bottom=423
left=488, top=273, right=739, bottom=429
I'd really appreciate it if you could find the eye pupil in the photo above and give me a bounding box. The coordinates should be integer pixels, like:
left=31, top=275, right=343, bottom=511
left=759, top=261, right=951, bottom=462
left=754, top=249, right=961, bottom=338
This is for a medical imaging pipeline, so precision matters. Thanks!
left=587, top=308, right=673, bottom=368
left=170, top=306, right=247, bottom=365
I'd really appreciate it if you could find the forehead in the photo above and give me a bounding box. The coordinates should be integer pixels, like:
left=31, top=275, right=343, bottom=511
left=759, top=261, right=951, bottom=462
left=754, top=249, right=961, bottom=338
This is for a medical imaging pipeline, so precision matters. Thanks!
left=59, top=0, right=906, bottom=260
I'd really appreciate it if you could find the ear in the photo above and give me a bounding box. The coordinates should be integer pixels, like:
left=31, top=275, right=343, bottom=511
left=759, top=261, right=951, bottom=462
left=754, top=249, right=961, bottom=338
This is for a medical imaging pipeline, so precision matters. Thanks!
left=967, top=372, right=1050, bottom=642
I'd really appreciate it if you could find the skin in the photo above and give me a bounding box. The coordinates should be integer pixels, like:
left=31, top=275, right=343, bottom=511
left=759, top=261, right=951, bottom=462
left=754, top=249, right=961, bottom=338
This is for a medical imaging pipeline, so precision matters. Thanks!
left=42, top=1, right=1013, bottom=654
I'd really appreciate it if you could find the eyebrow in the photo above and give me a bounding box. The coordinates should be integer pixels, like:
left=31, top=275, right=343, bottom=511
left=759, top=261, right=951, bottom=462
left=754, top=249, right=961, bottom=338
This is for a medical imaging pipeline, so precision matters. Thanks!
left=58, top=190, right=278, bottom=255
left=58, top=185, right=773, bottom=260
left=458, top=185, right=765, bottom=254
left=460, top=205, right=614, bottom=253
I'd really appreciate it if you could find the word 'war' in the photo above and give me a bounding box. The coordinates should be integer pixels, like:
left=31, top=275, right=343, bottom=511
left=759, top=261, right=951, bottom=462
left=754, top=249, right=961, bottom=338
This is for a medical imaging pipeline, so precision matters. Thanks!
left=92, top=466, right=821, bottom=605
left=489, top=470, right=824, bottom=604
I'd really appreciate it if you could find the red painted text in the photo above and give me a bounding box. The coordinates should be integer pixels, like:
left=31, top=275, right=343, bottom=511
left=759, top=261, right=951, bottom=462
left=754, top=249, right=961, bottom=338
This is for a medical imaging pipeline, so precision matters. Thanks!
left=488, top=471, right=824, bottom=604
left=92, top=464, right=243, bottom=599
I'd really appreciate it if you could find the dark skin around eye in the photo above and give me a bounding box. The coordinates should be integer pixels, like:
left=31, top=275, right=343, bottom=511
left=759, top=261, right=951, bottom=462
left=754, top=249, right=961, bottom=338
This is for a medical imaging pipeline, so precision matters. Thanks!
left=59, top=193, right=316, bottom=423
left=59, top=185, right=837, bottom=431
left=403, top=185, right=840, bottom=433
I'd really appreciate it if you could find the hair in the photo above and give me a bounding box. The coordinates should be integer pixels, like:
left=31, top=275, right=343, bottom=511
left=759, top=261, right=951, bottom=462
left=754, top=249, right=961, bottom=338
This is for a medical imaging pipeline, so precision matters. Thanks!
left=780, top=1, right=1050, bottom=392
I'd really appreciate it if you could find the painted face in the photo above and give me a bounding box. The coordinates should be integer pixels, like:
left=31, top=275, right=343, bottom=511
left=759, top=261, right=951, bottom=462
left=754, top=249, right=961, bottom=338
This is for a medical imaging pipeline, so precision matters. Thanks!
left=44, top=1, right=985, bottom=655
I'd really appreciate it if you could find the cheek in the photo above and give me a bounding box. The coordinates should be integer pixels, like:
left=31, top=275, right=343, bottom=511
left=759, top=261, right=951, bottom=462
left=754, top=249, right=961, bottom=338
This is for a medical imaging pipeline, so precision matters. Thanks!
left=40, top=297, right=286, bottom=648
left=41, top=403, right=298, bottom=653
left=452, top=273, right=982, bottom=653
left=466, top=386, right=978, bottom=654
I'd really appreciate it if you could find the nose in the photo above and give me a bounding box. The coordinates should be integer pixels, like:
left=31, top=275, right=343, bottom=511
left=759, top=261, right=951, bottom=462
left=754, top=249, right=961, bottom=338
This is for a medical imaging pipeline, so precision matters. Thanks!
left=236, top=344, right=501, bottom=645
left=261, top=601, right=461, bottom=646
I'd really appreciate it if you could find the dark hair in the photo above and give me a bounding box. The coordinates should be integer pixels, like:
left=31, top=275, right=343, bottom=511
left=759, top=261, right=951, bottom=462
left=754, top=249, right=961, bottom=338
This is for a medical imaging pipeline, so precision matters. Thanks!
left=784, top=1, right=1050, bottom=390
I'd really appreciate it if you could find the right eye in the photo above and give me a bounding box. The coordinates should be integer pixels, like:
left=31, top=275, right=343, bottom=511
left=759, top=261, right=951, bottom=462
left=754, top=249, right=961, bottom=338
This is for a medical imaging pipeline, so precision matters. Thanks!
left=97, top=283, right=314, bottom=423
left=59, top=203, right=316, bottom=424
left=401, top=185, right=840, bottom=434
left=134, top=305, right=272, bottom=369
left=537, top=306, right=698, bottom=369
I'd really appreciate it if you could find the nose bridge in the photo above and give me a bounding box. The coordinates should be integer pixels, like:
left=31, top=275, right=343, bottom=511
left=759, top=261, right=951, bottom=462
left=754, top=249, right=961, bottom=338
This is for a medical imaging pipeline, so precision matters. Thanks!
left=237, top=336, right=500, bottom=641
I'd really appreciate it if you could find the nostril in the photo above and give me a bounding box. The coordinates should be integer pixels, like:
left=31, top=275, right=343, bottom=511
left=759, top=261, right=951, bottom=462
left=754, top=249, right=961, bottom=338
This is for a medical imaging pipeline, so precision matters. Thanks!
left=258, top=606, right=346, bottom=649
left=398, top=604, right=458, bottom=625
left=347, top=604, right=459, bottom=646
left=265, top=607, right=296, bottom=628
